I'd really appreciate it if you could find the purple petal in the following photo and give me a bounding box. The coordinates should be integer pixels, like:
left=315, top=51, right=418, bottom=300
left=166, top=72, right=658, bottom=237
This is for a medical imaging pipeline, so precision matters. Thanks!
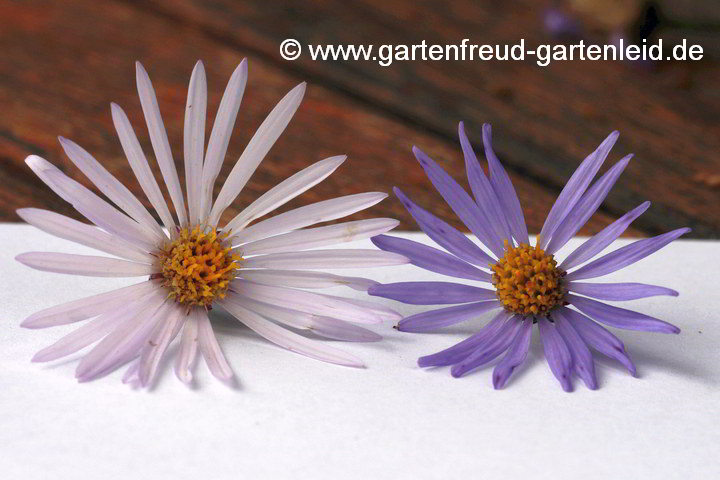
left=450, top=316, right=523, bottom=378
left=368, top=281, right=495, bottom=305
left=567, top=294, right=680, bottom=333
left=458, top=122, right=512, bottom=244
left=412, top=146, right=504, bottom=256
left=394, top=187, right=494, bottom=267
left=482, top=124, right=529, bottom=244
left=538, top=131, right=619, bottom=249
left=546, top=155, right=632, bottom=254
left=559, top=306, right=636, bottom=375
left=492, top=318, right=532, bottom=389
left=397, top=300, right=502, bottom=333
left=566, top=228, right=690, bottom=281
left=559, top=202, right=649, bottom=270
left=568, top=282, right=678, bottom=301
left=553, top=310, right=598, bottom=389
left=537, top=316, right=573, bottom=392
left=371, top=235, right=491, bottom=282
left=418, top=311, right=512, bottom=366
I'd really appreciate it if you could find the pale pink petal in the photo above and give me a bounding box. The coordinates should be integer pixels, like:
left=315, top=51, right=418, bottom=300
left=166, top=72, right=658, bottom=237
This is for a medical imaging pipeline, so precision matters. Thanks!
left=238, top=218, right=399, bottom=256
left=57, top=136, right=165, bottom=240
left=223, top=155, right=345, bottom=233
left=122, top=359, right=140, bottom=385
left=307, top=316, right=382, bottom=342
left=17, top=208, right=153, bottom=264
left=220, top=299, right=365, bottom=367
left=196, top=310, right=234, bottom=381
left=241, top=249, right=408, bottom=270
left=201, top=59, right=248, bottom=217
left=138, top=304, right=185, bottom=387
left=24, top=155, right=74, bottom=204
left=232, top=294, right=380, bottom=342
left=312, top=293, right=403, bottom=322
left=16, top=252, right=157, bottom=277
left=231, top=192, right=387, bottom=244
left=174, top=310, right=201, bottom=384
left=111, top=103, right=176, bottom=232
left=31, top=306, right=136, bottom=362
left=232, top=280, right=382, bottom=324
left=25, top=156, right=156, bottom=250
left=75, top=294, right=168, bottom=381
left=184, top=61, right=207, bottom=225
left=226, top=293, right=315, bottom=329
left=136, top=61, right=188, bottom=226
left=43, top=169, right=158, bottom=250
left=238, top=294, right=380, bottom=342
left=239, top=269, right=376, bottom=292
left=209, top=83, right=306, bottom=225
left=21, top=281, right=159, bottom=329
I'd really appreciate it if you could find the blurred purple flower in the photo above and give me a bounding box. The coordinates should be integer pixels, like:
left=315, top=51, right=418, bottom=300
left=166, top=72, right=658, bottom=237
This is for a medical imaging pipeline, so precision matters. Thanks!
left=544, top=8, right=582, bottom=39
left=370, top=122, right=688, bottom=391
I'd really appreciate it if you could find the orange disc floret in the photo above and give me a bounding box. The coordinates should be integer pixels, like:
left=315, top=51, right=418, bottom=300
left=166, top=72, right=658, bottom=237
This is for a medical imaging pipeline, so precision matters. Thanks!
left=158, top=226, right=241, bottom=307
left=491, top=240, right=566, bottom=316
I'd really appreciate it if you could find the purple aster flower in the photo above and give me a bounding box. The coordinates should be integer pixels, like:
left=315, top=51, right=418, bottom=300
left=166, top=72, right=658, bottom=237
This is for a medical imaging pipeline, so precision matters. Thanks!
left=369, top=122, right=689, bottom=391
left=16, top=60, right=408, bottom=388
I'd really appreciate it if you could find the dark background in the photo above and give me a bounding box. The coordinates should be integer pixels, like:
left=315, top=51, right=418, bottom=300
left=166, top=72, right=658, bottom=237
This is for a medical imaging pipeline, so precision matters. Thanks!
left=1, top=0, right=718, bottom=238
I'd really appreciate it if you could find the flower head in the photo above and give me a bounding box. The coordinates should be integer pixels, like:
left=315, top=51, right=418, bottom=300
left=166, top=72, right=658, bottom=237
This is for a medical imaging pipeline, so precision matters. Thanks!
left=16, top=60, right=407, bottom=388
left=156, top=226, right=240, bottom=307
left=369, top=122, right=689, bottom=391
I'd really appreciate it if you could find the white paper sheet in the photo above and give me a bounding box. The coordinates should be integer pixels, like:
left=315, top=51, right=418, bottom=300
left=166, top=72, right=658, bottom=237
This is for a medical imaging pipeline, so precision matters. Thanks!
left=1, top=224, right=718, bottom=479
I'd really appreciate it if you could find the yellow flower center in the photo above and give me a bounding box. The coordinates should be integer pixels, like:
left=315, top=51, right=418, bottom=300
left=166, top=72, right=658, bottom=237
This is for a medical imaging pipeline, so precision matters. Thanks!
left=491, top=240, right=565, bottom=316
left=157, top=226, right=241, bottom=308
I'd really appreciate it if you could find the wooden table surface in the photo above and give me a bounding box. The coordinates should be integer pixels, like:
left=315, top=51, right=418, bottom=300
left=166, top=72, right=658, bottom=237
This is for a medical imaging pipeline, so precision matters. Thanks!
left=1, top=0, right=718, bottom=238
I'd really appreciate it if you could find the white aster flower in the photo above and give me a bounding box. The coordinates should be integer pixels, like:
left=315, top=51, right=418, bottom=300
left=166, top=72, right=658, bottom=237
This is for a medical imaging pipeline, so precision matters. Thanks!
left=16, top=60, right=407, bottom=388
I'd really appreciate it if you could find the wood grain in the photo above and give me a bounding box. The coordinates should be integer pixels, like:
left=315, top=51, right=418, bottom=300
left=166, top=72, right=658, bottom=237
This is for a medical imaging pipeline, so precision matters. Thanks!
left=137, top=0, right=720, bottom=236
left=1, top=0, right=716, bottom=240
